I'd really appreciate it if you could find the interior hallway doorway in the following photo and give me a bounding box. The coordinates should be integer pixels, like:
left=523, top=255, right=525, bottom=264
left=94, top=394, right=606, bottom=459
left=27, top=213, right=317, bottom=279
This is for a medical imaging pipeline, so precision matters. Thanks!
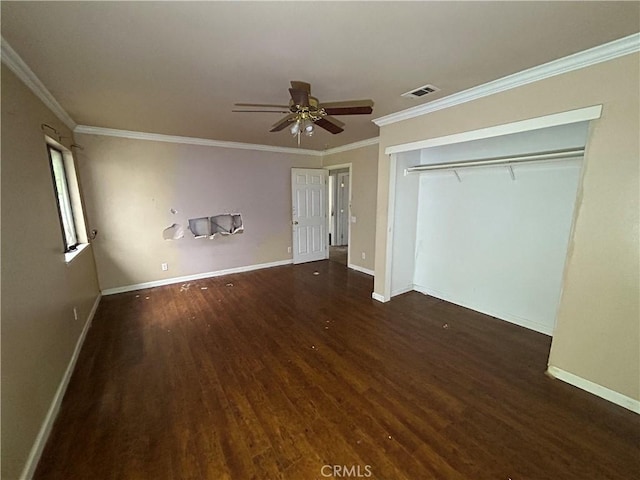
left=328, top=166, right=350, bottom=266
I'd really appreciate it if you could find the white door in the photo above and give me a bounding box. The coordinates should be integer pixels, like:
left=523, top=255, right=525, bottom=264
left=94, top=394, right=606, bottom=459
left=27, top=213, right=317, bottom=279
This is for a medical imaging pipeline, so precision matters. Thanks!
left=291, top=168, right=328, bottom=264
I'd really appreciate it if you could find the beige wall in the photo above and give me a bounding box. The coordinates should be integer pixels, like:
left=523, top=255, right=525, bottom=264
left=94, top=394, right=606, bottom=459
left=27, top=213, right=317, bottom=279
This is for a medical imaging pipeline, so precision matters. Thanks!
left=75, top=134, right=321, bottom=290
left=322, top=144, right=378, bottom=272
left=1, top=65, right=101, bottom=478
left=374, top=53, right=640, bottom=402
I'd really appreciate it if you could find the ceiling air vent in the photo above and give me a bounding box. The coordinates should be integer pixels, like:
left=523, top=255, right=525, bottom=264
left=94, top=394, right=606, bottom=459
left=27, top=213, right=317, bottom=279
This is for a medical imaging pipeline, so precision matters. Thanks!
left=401, top=84, right=440, bottom=99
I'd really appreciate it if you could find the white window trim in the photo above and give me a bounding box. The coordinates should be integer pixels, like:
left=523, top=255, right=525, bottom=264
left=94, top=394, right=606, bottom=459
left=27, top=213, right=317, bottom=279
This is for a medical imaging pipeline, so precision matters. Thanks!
left=45, top=135, right=90, bottom=262
left=64, top=242, right=90, bottom=264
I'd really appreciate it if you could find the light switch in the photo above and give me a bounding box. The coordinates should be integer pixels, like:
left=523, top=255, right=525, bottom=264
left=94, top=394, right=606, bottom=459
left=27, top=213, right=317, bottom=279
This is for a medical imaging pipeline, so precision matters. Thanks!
left=351, top=216, right=357, bottom=223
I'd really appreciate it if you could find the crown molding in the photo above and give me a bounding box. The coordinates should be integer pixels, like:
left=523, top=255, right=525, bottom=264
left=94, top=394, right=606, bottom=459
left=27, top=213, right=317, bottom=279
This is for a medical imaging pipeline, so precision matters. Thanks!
left=373, top=33, right=640, bottom=127
left=74, top=125, right=323, bottom=156
left=1, top=36, right=77, bottom=130
left=323, top=137, right=380, bottom=156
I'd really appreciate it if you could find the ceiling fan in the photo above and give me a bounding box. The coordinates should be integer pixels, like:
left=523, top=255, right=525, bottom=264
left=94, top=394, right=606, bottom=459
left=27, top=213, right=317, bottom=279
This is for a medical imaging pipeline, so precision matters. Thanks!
left=233, top=81, right=374, bottom=144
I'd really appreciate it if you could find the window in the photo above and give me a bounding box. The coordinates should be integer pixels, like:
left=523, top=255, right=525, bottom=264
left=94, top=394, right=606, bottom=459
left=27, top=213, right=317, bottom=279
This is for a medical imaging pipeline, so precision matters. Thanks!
left=48, top=145, right=79, bottom=252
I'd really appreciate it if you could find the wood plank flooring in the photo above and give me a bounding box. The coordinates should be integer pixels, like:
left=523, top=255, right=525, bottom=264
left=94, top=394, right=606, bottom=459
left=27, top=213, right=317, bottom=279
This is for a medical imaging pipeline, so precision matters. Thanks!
left=35, top=261, right=639, bottom=479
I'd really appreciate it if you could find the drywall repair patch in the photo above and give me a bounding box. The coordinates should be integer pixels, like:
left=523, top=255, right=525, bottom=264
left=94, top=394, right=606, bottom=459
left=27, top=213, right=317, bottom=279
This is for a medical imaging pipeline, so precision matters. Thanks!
left=163, top=223, right=185, bottom=240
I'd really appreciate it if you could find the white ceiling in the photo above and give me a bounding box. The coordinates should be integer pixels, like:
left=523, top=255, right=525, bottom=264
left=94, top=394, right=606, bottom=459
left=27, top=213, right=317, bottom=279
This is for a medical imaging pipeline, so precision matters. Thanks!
left=2, top=1, right=639, bottom=151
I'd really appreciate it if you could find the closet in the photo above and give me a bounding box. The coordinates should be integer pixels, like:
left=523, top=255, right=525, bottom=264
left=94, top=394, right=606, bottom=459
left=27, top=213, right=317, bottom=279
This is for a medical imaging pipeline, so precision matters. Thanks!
left=388, top=121, right=591, bottom=335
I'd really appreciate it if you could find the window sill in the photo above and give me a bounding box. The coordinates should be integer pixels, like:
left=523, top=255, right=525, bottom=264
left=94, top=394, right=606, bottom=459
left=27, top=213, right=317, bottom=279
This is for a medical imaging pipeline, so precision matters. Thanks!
left=65, top=243, right=90, bottom=264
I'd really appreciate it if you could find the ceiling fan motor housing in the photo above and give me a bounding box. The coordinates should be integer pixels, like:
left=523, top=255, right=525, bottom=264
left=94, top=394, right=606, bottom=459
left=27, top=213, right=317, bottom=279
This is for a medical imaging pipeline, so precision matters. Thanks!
left=290, top=96, right=323, bottom=120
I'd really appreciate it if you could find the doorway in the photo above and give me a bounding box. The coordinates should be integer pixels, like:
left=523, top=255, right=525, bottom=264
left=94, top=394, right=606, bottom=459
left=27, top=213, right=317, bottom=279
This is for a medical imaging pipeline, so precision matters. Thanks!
left=327, top=165, right=351, bottom=266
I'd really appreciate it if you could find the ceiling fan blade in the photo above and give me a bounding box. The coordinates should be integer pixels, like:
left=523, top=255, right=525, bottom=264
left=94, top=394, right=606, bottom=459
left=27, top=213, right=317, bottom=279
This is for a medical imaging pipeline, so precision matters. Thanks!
left=235, top=103, right=290, bottom=108
left=323, top=115, right=345, bottom=128
left=289, top=88, right=310, bottom=107
left=290, top=81, right=311, bottom=93
left=314, top=116, right=345, bottom=134
left=232, top=110, right=290, bottom=113
left=320, top=99, right=374, bottom=115
left=269, top=114, right=297, bottom=132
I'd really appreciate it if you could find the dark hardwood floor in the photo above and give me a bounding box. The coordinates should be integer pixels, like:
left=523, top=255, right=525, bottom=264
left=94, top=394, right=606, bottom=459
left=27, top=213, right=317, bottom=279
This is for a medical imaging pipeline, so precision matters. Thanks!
left=35, top=261, right=639, bottom=479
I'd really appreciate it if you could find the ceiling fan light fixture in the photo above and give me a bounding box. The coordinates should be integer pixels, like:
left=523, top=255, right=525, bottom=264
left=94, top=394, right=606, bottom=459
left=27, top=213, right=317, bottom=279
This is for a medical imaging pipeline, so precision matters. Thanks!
left=290, top=119, right=301, bottom=136
left=303, top=119, right=315, bottom=136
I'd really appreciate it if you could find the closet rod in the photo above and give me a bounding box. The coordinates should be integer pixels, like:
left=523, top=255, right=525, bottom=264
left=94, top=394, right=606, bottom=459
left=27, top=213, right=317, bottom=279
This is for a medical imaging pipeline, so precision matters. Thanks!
left=405, top=147, right=584, bottom=173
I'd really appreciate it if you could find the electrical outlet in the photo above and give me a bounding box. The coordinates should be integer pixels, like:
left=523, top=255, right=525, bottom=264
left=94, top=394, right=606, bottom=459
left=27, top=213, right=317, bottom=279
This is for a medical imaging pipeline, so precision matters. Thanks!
left=73, top=307, right=78, bottom=320
left=287, top=246, right=292, bottom=253
left=161, top=263, right=168, bottom=271
left=361, top=252, right=366, bottom=260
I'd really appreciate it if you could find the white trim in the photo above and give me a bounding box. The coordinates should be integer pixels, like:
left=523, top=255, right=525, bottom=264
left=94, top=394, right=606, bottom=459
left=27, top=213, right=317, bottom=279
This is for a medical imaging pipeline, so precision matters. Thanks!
left=64, top=243, right=91, bottom=264
left=391, top=285, right=414, bottom=297
left=323, top=137, right=380, bottom=156
left=385, top=105, right=602, bottom=155
left=325, top=162, right=352, bottom=170
left=102, top=259, right=293, bottom=295
left=19, top=294, right=101, bottom=480
left=68, top=121, right=378, bottom=159
left=74, top=125, right=380, bottom=157
left=348, top=263, right=374, bottom=276
left=1, top=36, right=77, bottom=130
left=371, top=292, right=388, bottom=303
left=374, top=33, right=639, bottom=127
left=547, top=366, right=640, bottom=414
left=74, top=125, right=322, bottom=156
left=383, top=153, right=398, bottom=301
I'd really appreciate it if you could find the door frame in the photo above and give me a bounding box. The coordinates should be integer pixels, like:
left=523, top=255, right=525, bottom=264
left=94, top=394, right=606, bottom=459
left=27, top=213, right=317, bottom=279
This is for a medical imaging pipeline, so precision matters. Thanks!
left=379, top=105, right=604, bottom=304
left=325, top=163, right=353, bottom=266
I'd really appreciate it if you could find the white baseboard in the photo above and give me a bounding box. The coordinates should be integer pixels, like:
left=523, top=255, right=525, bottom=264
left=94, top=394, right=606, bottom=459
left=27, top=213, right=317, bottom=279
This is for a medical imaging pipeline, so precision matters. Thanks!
left=348, top=263, right=374, bottom=276
left=547, top=366, right=640, bottom=414
left=391, top=284, right=414, bottom=297
left=371, top=292, right=388, bottom=303
left=102, top=259, right=293, bottom=295
left=20, top=293, right=102, bottom=480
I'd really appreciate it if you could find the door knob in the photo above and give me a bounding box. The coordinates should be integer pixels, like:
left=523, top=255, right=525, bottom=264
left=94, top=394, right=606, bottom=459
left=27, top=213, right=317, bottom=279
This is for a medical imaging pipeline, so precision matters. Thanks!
left=293, top=221, right=299, bottom=225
